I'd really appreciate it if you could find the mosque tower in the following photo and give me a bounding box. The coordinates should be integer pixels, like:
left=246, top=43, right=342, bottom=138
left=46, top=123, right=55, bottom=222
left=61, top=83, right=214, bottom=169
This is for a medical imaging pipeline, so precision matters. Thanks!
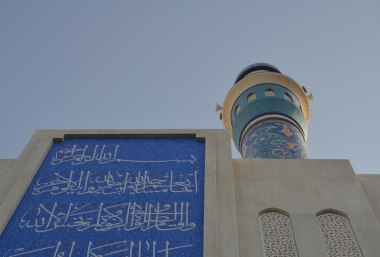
left=220, top=63, right=313, bottom=159
left=2, top=63, right=380, bottom=257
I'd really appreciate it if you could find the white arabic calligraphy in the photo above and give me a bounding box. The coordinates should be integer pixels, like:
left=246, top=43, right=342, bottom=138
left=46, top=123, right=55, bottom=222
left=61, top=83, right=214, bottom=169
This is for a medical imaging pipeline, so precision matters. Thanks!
left=51, top=144, right=197, bottom=165
left=3, top=240, right=192, bottom=257
left=20, top=201, right=195, bottom=233
left=33, top=170, right=198, bottom=195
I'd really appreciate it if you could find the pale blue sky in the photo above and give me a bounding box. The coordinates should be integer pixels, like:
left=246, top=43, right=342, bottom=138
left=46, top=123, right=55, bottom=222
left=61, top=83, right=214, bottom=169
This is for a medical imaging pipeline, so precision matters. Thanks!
left=1, top=1, right=380, bottom=173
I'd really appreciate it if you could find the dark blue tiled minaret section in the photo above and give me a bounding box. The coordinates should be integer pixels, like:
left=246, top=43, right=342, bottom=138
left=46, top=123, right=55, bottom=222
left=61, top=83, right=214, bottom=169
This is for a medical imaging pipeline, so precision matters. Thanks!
left=241, top=119, right=308, bottom=159
left=235, top=63, right=281, bottom=84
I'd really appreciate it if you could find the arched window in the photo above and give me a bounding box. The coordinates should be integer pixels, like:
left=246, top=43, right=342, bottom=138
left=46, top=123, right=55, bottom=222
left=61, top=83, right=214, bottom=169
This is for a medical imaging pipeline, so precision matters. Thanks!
left=235, top=104, right=241, bottom=115
left=284, top=93, right=293, bottom=102
left=265, top=89, right=275, bottom=96
left=316, top=211, right=363, bottom=257
left=247, top=93, right=256, bottom=102
left=259, top=210, right=299, bottom=257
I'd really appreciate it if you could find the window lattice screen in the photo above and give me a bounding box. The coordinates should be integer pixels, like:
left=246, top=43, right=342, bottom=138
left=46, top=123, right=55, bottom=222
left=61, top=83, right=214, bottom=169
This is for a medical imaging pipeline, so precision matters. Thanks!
left=259, top=211, right=298, bottom=257
left=317, top=212, right=363, bottom=257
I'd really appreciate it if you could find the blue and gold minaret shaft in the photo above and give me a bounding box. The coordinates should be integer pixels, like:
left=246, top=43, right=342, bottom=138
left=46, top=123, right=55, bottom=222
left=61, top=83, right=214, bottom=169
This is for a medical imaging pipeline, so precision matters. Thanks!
left=221, top=63, right=312, bottom=159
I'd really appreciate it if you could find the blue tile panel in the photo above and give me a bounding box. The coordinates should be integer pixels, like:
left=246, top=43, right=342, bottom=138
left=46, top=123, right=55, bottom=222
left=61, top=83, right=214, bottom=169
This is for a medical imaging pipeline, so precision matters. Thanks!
left=241, top=119, right=308, bottom=159
left=0, top=138, right=205, bottom=257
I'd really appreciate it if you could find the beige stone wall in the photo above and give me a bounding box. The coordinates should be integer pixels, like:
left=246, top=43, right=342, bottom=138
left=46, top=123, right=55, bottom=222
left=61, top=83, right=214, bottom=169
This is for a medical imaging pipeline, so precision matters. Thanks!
left=0, top=160, right=15, bottom=203
left=1, top=129, right=380, bottom=257
left=358, top=175, right=380, bottom=223
left=0, top=159, right=14, bottom=179
left=233, top=159, right=380, bottom=257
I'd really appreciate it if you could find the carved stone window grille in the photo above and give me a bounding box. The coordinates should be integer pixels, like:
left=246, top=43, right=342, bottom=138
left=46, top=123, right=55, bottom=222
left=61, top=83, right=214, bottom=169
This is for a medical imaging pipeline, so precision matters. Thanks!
left=259, top=211, right=299, bottom=257
left=316, top=212, right=363, bottom=257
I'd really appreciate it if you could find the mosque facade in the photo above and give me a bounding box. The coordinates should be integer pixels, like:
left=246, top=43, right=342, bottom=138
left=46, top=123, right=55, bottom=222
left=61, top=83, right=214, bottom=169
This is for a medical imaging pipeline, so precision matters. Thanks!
left=0, top=64, right=380, bottom=257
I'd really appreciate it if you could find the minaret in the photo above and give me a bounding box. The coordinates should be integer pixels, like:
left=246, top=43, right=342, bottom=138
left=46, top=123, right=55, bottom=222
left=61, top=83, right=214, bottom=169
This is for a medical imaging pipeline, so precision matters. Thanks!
left=220, top=63, right=312, bottom=159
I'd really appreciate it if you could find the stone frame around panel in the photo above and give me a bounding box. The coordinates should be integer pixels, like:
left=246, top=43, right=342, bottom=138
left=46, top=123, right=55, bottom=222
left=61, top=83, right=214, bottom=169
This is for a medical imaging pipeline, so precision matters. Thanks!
left=0, top=129, right=231, bottom=257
